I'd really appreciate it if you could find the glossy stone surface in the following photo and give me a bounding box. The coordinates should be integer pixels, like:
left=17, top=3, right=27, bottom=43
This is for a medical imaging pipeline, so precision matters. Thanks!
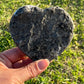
left=10, top=5, right=74, bottom=61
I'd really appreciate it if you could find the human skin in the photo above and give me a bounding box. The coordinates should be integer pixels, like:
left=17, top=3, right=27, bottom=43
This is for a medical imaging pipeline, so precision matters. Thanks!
left=0, top=47, right=49, bottom=84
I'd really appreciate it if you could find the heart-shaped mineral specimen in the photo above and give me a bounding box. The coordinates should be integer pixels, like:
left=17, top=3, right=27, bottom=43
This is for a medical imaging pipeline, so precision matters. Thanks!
left=10, top=5, right=74, bottom=61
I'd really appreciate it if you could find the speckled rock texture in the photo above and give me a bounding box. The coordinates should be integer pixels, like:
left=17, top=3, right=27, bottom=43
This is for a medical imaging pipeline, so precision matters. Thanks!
left=9, top=5, right=74, bottom=61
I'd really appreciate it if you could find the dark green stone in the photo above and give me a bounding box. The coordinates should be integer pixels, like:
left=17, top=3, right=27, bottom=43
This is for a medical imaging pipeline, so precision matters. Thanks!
left=9, top=5, right=74, bottom=61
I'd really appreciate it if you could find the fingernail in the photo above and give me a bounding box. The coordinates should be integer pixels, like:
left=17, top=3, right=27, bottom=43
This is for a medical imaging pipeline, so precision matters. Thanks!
left=38, top=59, right=49, bottom=70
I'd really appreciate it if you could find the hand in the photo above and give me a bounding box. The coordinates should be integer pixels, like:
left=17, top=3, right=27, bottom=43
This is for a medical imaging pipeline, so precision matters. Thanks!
left=0, top=47, right=49, bottom=84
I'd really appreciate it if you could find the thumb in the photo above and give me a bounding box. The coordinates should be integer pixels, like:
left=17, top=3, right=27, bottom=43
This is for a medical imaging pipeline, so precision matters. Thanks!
left=14, top=59, right=49, bottom=82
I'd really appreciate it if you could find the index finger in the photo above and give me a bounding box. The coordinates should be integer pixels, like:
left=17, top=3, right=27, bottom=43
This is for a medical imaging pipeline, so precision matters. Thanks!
left=0, top=47, right=26, bottom=63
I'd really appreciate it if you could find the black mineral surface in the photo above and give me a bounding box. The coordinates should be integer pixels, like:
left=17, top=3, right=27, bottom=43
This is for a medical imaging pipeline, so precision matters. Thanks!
left=10, top=5, right=74, bottom=61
